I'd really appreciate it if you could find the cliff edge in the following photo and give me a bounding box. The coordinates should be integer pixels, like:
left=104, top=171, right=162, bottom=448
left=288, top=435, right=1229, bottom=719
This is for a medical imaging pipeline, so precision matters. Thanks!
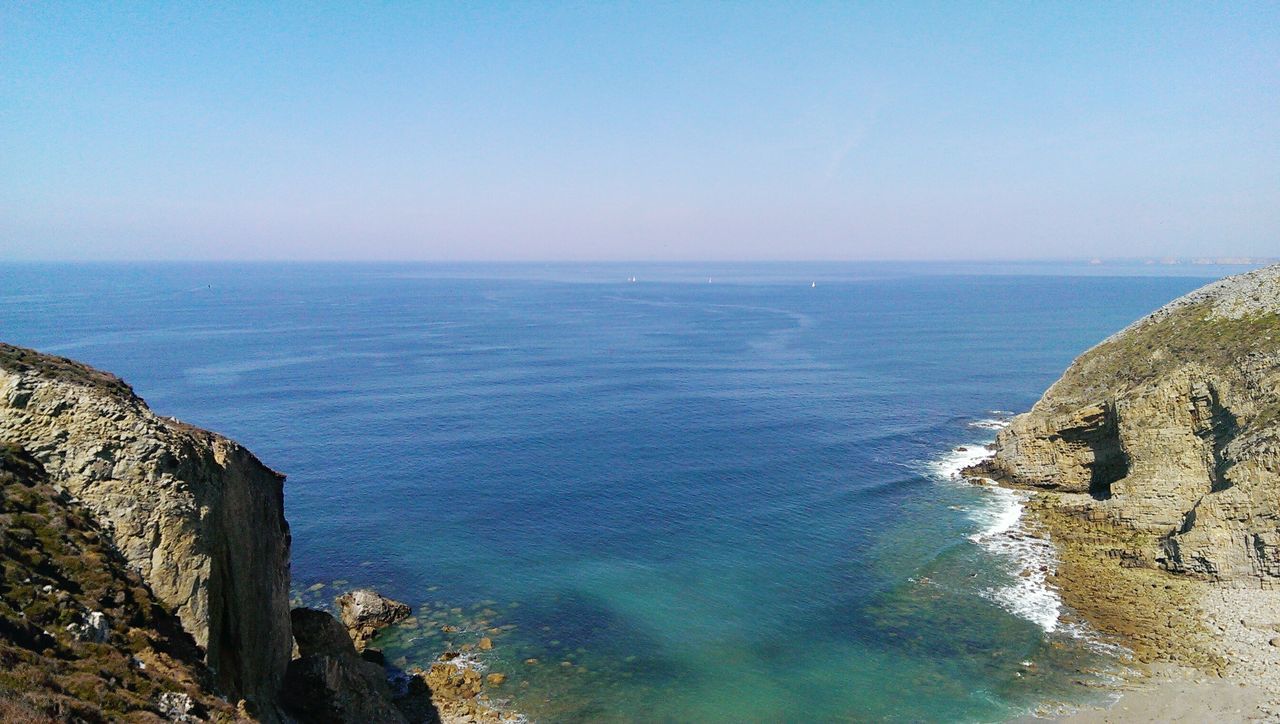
left=0, top=344, right=292, bottom=715
left=975, top=264, right=1280, bottom=580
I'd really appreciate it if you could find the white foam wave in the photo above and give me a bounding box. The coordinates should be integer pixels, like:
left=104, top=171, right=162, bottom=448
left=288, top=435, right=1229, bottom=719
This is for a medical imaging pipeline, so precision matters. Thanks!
left=927, top=444, right=995, bottom=482
left=922, top=427, right=1067, bottom=635
left=966, top=484, right=1063, bottom=633
left=968, top=418, right=1011, bottom=431
left=442, top=650, right=490, bottom=673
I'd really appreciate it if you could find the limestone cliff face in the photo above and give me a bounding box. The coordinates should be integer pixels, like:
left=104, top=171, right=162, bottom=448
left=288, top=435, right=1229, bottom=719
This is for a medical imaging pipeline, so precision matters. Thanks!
left=0, top=344, right=292, bottom=713
left=977, top=265, right=1280, bottom=580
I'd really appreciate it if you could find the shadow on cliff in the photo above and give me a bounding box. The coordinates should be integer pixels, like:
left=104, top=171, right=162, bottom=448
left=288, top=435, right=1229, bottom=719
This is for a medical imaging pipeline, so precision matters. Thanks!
left=1053, top=403, right=1129, bottom=500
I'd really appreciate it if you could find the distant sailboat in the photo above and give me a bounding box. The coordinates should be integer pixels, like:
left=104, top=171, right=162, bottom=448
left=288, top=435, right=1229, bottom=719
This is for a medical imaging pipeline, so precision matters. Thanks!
left=708, top=276, right=712, bottom=283
left=811, top=281, right=816, bottom=288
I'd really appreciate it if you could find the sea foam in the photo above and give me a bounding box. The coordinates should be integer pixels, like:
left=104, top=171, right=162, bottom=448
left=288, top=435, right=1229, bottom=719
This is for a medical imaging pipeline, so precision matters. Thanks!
left=966, top=484, right=1062, bottom=633
left=928, top=417, right=1065, bottom=634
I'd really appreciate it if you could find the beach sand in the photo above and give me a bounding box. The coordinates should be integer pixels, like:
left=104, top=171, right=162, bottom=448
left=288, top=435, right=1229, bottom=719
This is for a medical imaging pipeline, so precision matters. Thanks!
left=1038, top=663, right=1266, bottom=722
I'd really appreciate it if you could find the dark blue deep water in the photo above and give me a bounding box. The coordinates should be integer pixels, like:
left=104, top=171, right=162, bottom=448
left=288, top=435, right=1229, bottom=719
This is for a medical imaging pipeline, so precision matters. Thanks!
left=0, top=262, right=1246, bottom=721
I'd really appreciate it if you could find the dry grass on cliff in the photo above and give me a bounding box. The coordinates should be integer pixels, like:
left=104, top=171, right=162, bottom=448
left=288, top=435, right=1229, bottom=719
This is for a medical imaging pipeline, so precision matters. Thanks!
left=1049, top=304, right=1280, bottom=416
left=0, top=344, right=138, bottom=400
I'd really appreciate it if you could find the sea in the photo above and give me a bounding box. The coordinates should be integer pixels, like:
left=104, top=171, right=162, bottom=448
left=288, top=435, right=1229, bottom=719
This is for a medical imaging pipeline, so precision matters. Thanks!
left=0, top=261, right=1258, bottom=722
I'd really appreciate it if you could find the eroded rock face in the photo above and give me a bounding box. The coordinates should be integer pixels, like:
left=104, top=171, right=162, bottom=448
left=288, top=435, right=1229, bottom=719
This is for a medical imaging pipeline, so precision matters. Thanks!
left=975, top=265, right=1280, bottom=580
left=0, top=344, right=292, bottom=713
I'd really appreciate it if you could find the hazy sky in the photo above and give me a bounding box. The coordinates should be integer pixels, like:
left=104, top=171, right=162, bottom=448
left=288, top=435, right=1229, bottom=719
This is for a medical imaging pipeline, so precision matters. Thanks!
left=3, top=2, right=1277, bottom=261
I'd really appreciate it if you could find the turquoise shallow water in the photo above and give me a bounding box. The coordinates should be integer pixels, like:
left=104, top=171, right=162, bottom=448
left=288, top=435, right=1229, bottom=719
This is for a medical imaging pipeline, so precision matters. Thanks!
left=0, top=261, right=1251, bottom=721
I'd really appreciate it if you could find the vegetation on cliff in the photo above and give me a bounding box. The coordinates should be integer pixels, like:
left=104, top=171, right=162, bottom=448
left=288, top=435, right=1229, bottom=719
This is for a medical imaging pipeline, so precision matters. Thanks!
left=1039, top=301, right=1280, bottom=424
left=0, top=343, right=293, bottom=715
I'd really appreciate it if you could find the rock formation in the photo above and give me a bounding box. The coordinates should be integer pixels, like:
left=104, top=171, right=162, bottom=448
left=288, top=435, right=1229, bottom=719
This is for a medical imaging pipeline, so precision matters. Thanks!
left=974, top=264, right=1280, bottom=580
left=336, top=589, right=411, bottom=652
left=0, top=344, right=292, bottom=715
left=282, top=608, right=408, bottom=723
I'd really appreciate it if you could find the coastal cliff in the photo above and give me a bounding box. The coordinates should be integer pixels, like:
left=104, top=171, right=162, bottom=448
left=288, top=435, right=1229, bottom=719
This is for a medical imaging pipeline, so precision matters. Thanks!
left=0, top=343, right=515, bottom=723
left=0, top=344, right=292, bottom=715
left=965, top=264, right=1280, bottom=693
left=975, top=264, right=1280, bottom=581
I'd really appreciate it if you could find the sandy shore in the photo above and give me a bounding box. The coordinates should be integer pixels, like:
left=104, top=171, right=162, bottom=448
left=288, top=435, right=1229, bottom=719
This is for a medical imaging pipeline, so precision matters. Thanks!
left=1031, top=662, right=1267, bottom=723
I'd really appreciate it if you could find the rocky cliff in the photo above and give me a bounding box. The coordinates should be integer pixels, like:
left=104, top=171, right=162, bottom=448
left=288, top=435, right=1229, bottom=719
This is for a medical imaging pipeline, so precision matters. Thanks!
left=975, top=264, right=1280, bottom=581
left=0, top=441, right=244, bottom=721
left=0, top=344, right=292, bottom=715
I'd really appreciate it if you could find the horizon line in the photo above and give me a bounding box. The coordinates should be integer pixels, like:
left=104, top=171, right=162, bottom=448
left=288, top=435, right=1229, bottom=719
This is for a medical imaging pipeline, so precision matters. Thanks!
left=1, top=257, right=1276, bottom=266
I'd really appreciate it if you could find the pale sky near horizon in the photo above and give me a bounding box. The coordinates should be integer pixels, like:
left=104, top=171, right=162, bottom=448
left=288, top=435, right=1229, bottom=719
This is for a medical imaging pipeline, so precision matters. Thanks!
left=2, top=2, right=1277, bottom=261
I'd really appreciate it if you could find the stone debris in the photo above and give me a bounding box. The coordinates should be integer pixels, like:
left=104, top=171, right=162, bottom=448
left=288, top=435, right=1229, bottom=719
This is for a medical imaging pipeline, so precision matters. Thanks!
left=155, top=691, right=195, bottom=722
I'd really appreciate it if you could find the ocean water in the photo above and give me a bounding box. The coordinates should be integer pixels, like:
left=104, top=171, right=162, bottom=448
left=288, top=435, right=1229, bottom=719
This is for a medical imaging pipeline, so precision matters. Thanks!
left=0, top=261, right=1251, bottom=722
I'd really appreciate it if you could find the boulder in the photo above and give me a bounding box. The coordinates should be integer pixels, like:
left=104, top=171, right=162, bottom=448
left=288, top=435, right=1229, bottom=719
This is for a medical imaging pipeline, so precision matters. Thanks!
left=336, top=589, right=411, bottom=650
left=291, top=608, right=357, bottom=658
left=282, top=654, right=407, bottom=724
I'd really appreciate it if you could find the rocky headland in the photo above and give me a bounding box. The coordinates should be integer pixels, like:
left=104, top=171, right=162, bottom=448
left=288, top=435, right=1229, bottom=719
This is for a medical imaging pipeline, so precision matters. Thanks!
left=0, top=343, right=518, bottom=723
left=967, top=264, right=1280, bottom=718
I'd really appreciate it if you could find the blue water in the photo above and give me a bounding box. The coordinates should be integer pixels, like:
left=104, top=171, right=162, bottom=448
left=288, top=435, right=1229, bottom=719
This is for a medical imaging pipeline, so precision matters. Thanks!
left=0, top=262, right=1250, bottom=721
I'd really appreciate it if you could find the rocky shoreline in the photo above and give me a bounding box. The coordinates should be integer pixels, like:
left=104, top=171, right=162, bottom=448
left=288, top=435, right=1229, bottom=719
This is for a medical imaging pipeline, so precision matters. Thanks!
left=965, top=263, right=1280, bottom=721
left=991, top=490, right=1280, bottom=721
left=285, top=587, right=525, bottom=723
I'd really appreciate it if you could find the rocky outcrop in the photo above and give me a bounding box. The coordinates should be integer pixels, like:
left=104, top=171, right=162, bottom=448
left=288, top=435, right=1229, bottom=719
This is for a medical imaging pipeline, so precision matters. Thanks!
left=0, top=344, right=292, bottom=714
left=283, top=608, right=408, bottom=723
left=336, top=589, right=411, bottom=652
left=974, top=265, right=1280, bottom=580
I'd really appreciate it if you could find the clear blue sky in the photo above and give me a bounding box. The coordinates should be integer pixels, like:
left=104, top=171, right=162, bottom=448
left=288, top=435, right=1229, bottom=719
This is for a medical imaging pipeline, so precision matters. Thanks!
left=3, top=2, right=1277, bottom=261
